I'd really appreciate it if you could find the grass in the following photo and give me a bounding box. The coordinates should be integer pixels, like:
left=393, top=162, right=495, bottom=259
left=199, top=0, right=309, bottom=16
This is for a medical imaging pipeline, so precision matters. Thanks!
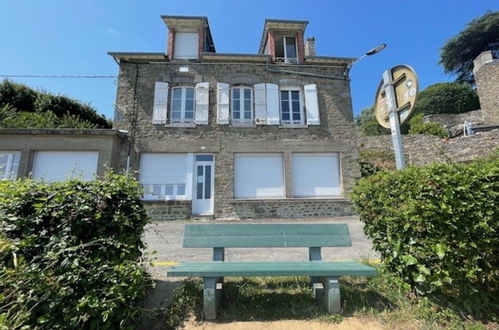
left=163, top=268, right=495, bottom=330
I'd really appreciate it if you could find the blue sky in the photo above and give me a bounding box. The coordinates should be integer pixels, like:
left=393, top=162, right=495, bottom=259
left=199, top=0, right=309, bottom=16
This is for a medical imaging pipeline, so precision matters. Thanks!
left=0, top=1, right=497, bottom=120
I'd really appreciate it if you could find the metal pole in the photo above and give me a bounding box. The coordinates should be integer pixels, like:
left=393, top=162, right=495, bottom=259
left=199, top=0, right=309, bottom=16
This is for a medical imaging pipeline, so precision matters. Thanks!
left=382, top=70, right=406, bottom=169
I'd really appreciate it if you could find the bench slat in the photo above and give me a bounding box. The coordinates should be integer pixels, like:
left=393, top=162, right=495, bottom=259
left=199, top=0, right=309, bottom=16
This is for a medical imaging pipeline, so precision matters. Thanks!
left=183, top=224, right=351, bottom=248
left=167, top=261, right=377, bottom=277
left=184, top=235, right=351, bottom=248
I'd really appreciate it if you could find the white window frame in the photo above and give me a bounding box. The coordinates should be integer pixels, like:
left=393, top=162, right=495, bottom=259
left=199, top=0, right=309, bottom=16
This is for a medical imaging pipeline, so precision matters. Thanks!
left=0, top=151, right=21, bottom=180
left=231, top=86, right=254, bottom=124
left=275, top=36, right=298, bottom=63
left=170, top=86, right=195, bottom=124
left=280, top=87, right=304, bottom=125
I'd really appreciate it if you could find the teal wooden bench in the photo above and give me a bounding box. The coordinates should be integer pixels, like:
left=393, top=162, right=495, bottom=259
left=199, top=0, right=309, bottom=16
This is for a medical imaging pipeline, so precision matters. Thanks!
left=167, top=223, right=377, bottom=319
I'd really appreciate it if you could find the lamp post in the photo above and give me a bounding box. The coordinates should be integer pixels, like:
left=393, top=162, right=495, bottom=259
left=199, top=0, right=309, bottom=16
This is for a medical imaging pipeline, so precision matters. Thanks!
left=345, top=43, right=387, bottom=76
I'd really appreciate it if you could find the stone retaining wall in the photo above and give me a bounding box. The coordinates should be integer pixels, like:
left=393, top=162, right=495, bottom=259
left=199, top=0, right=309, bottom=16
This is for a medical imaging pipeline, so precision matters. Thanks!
left=143, top=200, right=192, bottom=221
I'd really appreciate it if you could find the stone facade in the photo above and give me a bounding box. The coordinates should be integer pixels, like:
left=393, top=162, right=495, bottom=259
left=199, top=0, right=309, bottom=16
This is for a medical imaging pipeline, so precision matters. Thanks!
left=358, top=129, right=499, bottom=166
left=474, top=51, right=499, bottom=124
left=143, top=201, right=192, bottom=221
left=110, top=17, right=360, bottom=220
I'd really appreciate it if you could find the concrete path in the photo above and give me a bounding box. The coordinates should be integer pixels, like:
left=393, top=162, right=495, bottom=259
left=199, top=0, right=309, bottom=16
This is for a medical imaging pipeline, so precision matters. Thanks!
left=143, top=216, right=379, bottom=278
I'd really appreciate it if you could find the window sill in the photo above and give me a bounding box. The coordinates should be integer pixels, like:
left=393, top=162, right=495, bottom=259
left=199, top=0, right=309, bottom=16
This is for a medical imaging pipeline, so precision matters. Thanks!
left=229, top=197, right=348, bottom=203
left=142, top=198, right=191, bottom=203
left=165, top=123, right=196, bottom=128
left=278, top=124, right=308, bottom=129
left=230, top=123, right=257, bottom=128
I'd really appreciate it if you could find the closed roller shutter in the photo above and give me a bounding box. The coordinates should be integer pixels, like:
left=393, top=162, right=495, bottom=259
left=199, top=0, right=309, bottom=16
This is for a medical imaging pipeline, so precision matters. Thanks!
left=234, top=153, right=284, bottom=198
left=32, top=151, right=99, bottom=182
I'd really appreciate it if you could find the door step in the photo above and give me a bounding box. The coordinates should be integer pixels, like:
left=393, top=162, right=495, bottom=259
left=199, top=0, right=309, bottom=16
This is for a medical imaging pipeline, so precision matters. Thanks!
left=191, top=216, right=215, bottom=221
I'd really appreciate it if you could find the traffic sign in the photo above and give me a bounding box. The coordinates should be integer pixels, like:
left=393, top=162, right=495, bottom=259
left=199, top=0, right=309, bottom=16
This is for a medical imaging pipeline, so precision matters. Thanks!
left=374, top=65, right=419, bottom=128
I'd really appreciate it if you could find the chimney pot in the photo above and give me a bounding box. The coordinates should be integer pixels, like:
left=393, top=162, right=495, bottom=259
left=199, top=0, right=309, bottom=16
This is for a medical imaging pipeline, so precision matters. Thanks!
left=305, top=37, right=316, bottom=57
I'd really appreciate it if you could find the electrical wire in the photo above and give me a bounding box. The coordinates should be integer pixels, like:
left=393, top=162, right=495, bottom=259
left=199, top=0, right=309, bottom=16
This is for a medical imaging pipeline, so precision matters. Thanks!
left=0, top=74, right=117, bottom=79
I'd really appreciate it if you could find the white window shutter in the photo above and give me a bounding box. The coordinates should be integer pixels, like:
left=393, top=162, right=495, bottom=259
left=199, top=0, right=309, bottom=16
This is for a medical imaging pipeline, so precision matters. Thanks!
left=216, top=83, right=230, bottom=124
left=266, top=83, right=280, bottom=125
left=195, top=82, right=209, bottom=125
left=254, top=83, right=267, bottom=125
left=153, top=82, right=168, bottom=124
left=304, top=84, right=320, bottom=125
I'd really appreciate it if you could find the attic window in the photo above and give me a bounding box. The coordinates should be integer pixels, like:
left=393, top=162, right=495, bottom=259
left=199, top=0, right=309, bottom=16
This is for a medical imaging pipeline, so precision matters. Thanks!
left=174, top=32, right=199, bottom=59
left=275, top=36, right=297, bottom=63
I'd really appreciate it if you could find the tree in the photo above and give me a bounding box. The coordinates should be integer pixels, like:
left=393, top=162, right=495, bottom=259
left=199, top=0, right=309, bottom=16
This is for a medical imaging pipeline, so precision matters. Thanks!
left=355, top=106, right=390, bottom=136
left=412, top=82, right=480, bottom=115
left=0, top=80, right=112, bottom=128
left=440, top=11, right=499, bottom=85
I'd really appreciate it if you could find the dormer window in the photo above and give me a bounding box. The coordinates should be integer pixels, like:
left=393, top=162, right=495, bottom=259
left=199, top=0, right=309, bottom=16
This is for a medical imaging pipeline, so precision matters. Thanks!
left=275, top=36, right=297, bottom=64
left=174, top=31, right=199, bottom=59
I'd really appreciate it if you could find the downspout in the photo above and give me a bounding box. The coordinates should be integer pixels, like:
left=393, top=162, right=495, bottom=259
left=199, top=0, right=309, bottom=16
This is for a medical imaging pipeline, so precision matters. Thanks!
left=126, top=62, right=140, bottom=176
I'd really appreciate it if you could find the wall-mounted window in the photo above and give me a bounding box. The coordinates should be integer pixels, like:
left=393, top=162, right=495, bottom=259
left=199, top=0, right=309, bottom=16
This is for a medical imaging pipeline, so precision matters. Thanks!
left=174, top=32, right=199, bottom=59
left=275, top=36, right=297, bottom=64
left=171, top=87, right=195, bottom=124
left=280, top=88, right=303, bottom=125
left=292, top=153, right=341, bottom=197
left=0, top=151, right=21, bottom=180
left=32, top=151, right=98, bottom=182
left=231, top=86, right=253, bottom=124
left=140, top=153, right=189, bottom=200
left=234, top=153, right=284, bottom=199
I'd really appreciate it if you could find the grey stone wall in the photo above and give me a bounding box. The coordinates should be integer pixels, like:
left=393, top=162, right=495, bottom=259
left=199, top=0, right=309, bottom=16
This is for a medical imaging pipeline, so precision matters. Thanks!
left=113, top=61, right=359, bottom=220
left=358, top=129, right=499, bottom=166
left=475, top=60, right=499, bottom=124
left=143, top=201, right=192, bottom=221
left=423, top=110, right=484, bottom=135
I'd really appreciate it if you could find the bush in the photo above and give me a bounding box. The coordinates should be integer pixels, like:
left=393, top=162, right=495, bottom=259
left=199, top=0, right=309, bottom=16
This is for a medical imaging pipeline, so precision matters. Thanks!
left=412, top=82, right=479, bottom=115
left=1, top=111, right=99, bottom=129
left=351, top=154, right=499, bottom=317
left=408, top=113, right=449, bottom=138
left=0, top=174, right=150, bottom=329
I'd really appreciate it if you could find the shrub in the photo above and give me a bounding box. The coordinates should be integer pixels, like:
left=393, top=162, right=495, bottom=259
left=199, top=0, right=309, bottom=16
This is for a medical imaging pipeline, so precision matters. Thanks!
left=351, top=154, right=499, bottom=317
left=408, top=113, right=449, bottom=138
left=0, top=174, right=150, bottom=329
left=412, top=82, right=479, bottom=115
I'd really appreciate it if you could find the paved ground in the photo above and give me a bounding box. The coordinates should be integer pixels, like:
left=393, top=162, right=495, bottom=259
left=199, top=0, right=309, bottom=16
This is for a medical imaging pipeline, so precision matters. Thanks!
left=139, top=216, right=379, bottom=329
left=143, top=216, right=379, bottom=278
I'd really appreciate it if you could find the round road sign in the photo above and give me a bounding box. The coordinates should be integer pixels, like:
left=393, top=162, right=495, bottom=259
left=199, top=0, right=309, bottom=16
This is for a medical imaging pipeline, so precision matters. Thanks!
left=374, top=65, right=419, bottom=128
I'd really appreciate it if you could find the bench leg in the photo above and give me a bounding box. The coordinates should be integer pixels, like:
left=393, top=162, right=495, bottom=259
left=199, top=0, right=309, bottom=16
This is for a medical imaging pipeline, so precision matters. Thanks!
left=321, top=277, right=341, bottom=314
left=203, top=277, right=222, bottom=320
left=308, top=247, right=322, bottom=298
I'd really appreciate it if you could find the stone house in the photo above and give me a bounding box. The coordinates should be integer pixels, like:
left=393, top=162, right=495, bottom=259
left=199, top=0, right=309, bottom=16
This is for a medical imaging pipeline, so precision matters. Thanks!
left=108, top=16, right=360, bottom=220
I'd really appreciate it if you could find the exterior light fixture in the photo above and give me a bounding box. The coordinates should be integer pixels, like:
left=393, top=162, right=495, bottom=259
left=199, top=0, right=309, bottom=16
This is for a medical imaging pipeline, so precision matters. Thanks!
left=345, top=43, right=387, bottom=76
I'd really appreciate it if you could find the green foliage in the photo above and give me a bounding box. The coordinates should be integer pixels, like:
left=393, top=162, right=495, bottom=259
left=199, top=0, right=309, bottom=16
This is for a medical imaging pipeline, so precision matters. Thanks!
left=0, top=174, right=150, bottom=329
left=0, top=104, right=17, bottom=123
left=351, top=155, right=499, bottom=318
left=440, top=11, right=499, bottom=85
left=1, top=111, right=99, bottom=129
left=0, top=80, right=111, bottom=128
left=408, top=113, right=448, bottom=138
left=359, top=149, right=396, bottom=177
left=413, top=82, right=480, bottom=115
left=355, top=106, right=390, bottom=136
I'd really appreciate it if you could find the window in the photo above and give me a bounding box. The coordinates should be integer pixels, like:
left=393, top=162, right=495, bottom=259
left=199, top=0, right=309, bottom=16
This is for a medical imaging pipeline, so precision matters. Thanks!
left=292, top=153, right=341, bottom=197
left=234, top=154, right=284, bottom=199
left=140, top=153, right=189, bottom=200
left=174, top=32, right=199, bottom=59
left=0, top=151, right=21, bottom=180
left=231, top=87, right=253, bottom=124
left=32, top=151, right=98, bottom=182
left=280, top=88, right=303, bottom=125
left=275, top=36, right=297, bottom=63
left=171, top=87, right=195, bottom=124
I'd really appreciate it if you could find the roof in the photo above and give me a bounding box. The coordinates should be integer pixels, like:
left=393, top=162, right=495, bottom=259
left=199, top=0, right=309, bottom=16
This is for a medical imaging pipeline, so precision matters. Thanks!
left=258, top=19, right=309, bottom=54
left=0, top=128, right=128, bottom=137
left=108, top=52, right=167, bottom=63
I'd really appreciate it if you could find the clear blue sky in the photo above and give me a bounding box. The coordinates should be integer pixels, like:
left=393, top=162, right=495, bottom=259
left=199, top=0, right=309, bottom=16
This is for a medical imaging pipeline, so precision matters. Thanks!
left=1, top=1, right=497, bottom=120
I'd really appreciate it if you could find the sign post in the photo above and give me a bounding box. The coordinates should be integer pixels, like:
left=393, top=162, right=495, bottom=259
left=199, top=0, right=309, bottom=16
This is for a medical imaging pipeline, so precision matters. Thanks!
left=375, top=65, right=419, bottom=170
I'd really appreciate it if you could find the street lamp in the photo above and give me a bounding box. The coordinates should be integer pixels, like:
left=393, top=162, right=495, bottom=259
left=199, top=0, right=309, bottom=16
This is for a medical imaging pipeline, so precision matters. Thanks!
left=345, top=43, right=387, bottom=76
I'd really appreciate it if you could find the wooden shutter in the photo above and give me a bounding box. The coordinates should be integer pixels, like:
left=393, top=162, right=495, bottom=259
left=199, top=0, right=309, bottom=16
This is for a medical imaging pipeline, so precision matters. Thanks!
left=153, top=82, right=168, bottom=124
left=195, top=82, right=209, bottom=125
left=304, top=84, right=320, bottom=125
left=266, top=83, right=280, bottom=125
left=254, top=83, right=267, bottom=125
left=216, top=83, right=230, bottom=124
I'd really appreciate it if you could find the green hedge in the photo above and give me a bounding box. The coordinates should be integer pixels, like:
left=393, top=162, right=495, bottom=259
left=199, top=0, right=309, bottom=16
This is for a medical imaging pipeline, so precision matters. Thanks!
left=0, top=174, right=150, bottom=329
left=351, top=154, right=498, bottom=317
